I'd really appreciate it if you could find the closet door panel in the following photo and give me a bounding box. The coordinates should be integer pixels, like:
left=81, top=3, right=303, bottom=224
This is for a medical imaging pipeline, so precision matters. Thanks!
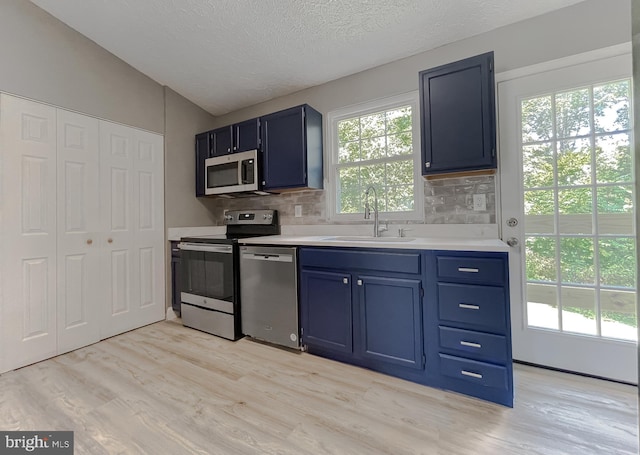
left=100, top=121, right=137, bottom=337
left=99, top=122, right=164, bottom=337
left=132, top=129, right=165, bottom=327
left=56, top=109, right=101, bottom=354
left=1, top=95, right=57, bottom=373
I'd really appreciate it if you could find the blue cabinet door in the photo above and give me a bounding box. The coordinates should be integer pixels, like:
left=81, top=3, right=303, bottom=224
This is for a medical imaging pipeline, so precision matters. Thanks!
left=358, top=275, right=423, bottom=369
left=420, top=52, right=496, bottom=175
left=195, top=132, right=210, bottom=197
left=212, top=126, right=233, bottom=156
left=234, top=118, right=260, bottom=153
left=261, top=106, right=306, bottom=189
left=300, top=269, right=353, bottom=353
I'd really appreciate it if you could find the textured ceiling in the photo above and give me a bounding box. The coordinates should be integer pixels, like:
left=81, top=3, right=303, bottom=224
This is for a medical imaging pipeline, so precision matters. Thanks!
left=31, top=0, right=587, bottom=116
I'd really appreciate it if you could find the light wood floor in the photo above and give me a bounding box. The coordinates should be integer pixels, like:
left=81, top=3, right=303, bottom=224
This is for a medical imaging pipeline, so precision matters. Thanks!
left=0, top=321, right=637, bottom=454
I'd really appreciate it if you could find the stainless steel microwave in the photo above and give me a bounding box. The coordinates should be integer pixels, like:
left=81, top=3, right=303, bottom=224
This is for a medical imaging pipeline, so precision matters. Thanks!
left=205, top=149, right=259, bottom=196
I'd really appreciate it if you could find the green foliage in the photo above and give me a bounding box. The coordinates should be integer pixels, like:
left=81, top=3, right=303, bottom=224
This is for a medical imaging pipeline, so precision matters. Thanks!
left=521, top=80, right=636, bottom=293
left=336, top=106, right=414, bottom=214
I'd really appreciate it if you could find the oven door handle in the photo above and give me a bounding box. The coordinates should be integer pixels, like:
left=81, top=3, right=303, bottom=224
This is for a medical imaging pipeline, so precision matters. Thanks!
left=178, top=243, right=233, bottom=253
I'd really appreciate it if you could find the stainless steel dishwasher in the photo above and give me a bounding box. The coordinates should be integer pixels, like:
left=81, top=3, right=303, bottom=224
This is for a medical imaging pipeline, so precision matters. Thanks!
left=239, top=245, right=300, bottom=349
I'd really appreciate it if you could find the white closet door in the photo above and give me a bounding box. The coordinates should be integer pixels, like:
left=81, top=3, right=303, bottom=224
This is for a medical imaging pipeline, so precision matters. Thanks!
left=99, top=121, right=164, bottom=337
left=1, top=95, right=57, bottom=372
left=132, top=128, right=165, bottom=328
left=56, top=109, right=101, bottom=354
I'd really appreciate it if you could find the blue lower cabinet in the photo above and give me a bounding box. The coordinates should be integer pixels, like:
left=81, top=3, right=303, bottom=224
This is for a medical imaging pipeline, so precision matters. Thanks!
left=299, top=247, right=512, bottom=407
left=358, top=276, right=423, bottom=369
left=299, top=247, right=426, bottom=383
left=300, top=270, right=353, bottom=354
left=427, top=250, right=513, bottom=407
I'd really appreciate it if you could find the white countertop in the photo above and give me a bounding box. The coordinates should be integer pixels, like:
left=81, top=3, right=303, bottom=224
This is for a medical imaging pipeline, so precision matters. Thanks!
left=238, top=234, right=509, bottom=252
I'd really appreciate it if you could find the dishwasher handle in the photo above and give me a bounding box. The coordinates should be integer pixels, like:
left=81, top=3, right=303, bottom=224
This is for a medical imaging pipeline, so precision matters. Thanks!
left=242, top=252, right=293, bottom=263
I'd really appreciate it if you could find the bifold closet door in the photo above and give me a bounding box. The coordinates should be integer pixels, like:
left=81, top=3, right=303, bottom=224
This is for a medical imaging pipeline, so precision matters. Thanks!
left=99, top=121, right=165, bottom=338
left=56, top=109, right=102, bottom=354
left=1, top=95, right=58, bottom=372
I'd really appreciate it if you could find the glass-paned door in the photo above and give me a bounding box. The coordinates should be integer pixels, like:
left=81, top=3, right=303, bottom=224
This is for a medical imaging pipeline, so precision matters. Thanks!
left=499, top=52, right=637, bottom=383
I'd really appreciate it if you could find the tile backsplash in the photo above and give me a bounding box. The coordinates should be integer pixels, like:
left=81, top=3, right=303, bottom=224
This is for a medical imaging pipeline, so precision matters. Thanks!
left=207, top=175, right=495, bottom=226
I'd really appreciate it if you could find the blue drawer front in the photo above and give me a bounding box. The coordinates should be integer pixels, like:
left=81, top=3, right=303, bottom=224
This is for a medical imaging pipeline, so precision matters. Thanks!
left=439, top=354, right=509, bottom=391
left=439, top=326, right=508, bottom=363
left=438, top=283, right=506, bottom=333
left=300, top=248, right=421, bottom=274
left=437, top=256, right=505, bottom=285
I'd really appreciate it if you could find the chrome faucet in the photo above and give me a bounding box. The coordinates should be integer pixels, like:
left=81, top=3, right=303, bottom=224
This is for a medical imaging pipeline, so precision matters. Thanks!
left=364, top=185, right=386, bottom=237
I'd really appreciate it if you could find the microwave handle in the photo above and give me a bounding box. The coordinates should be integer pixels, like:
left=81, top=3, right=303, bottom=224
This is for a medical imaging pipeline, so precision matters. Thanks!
left=241, top=159, right=248, bottom=184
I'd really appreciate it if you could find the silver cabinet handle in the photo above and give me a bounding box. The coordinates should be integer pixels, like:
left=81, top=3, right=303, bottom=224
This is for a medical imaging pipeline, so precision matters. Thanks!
left=459, top=303, right=480, bottom=310
left=458, top=267, right=479, bottom=273
left=343, top=278, right=348, bottom=284
left=461, top=370, right=483, bottom=379
left=460, top=341, right=482, bottom=348
left=357, top=279, right=363, bottom=286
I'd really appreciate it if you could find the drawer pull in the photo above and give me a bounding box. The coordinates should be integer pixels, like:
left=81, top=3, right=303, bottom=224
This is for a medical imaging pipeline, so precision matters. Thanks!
left=458, top=267, right=479, bottom=273
left=461, top=370, right=483, bottom=379
left=460, top=341, right=482, bottom=348
left=458, top=303, right=480, bottom=310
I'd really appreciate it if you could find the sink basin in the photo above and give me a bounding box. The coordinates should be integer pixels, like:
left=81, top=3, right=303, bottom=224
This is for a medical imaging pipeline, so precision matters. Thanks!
left=323, top=236, right=416, bottom=243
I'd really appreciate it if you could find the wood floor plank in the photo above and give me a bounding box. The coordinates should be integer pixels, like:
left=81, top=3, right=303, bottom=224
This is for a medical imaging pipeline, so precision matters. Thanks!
left=0, top=321, right=636, bottom=455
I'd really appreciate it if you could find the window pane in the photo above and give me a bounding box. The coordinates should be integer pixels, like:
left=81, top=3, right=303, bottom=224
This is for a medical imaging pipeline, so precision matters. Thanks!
left=527, top=283, right=559, bottom=330
left=361, top=136, right=385, bottom=161
left=521, top=96, right=552, bottom=143
left=360, top=163, right=386, bottom=187
left=386, top=160, right=414, bottom=185
left=386, top=185, right=415, bottom=212
left=595, top=133, right=631, bottom=183
left=386, top=107, right=412, bottom=134
left=338, top=118, right=360, bottom=144
left=525, top=236, right=557, bottom=282
left=339, top=141, right=360, bottom=164
left=523, top=143, right=554, bottom=188
left=600, top=289, right=637, bottom=341
left=599, top=237, right=636, bottom=288
left=560, top=237, right=594, bottom=284
left=524, top=190, right=554, bottom=215
left=558, top=188, right=592, bottom=214
left=594, top=80, right=631, bottom=133
left=338, top=166, right=360, bottom=191
left=561, top=286, right=596, bottom=335
left=556, top=88, right=591, bottom=138
left=360, top=112, right=385, bottom=139
left=387, top=132, right=412, bottom=157
left=557, top=138, right=591, bottom=185
left=338, top=189, right=363, bottom=214
left=597, top=185, right=633, bottom=213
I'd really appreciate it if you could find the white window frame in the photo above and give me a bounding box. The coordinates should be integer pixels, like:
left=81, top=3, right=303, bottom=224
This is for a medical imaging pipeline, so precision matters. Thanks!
left=325, top=91, right=424, bottom=222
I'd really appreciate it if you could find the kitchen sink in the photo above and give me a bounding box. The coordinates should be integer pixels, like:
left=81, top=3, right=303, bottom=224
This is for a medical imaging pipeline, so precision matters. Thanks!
left=323, top=236, right=416, bottom=242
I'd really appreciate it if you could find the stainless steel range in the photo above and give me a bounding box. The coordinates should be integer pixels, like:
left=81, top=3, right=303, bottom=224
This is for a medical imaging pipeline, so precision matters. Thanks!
left=178, top=209, right=279, bottom=340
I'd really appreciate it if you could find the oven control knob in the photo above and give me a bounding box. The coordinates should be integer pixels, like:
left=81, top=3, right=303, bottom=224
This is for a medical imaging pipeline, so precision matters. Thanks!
left=263, top=214, right=272, bottom=220
left=224, top=214, right=233, bottom=222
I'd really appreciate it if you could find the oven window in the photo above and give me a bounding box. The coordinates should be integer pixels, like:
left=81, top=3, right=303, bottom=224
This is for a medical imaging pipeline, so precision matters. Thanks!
left=207, top=162, right=238, bottom=188
left=181, top=250, right=234, bottom=301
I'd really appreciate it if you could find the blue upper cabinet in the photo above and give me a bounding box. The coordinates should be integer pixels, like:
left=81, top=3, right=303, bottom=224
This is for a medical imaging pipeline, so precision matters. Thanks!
left=234, top=117, right=260, bottom=153
left=195, top=131, right=211, bottom=197
left=211, top=117, right=260, bottom=156
left=419, top=52, right=496, bottom=175
left=211, top=125, right=233, bottom=156
left=261, top=104, right=323, bottom=191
